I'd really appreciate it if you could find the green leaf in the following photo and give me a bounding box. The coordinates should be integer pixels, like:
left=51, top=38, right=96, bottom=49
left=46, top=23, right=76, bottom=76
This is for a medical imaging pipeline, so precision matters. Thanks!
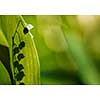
left=0, top=61, right=11, bottom=84
left=0, top=44, right=13, bottom=84
left=0, top=28, right=9, bottom=47
left=0, top=15, right=40, bottom=85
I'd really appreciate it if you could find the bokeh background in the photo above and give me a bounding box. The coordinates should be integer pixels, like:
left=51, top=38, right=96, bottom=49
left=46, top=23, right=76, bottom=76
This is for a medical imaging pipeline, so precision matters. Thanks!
left=23, top=15, right=100, bottom=85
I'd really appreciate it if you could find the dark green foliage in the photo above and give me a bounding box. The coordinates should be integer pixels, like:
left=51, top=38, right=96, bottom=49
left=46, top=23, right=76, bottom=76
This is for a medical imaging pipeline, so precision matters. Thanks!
left=0, top=44, right=13, bottom=84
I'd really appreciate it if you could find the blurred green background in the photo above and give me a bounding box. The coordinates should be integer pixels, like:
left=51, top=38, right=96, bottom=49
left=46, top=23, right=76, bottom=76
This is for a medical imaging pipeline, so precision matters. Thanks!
left=23, top=15, right=100, bottom=85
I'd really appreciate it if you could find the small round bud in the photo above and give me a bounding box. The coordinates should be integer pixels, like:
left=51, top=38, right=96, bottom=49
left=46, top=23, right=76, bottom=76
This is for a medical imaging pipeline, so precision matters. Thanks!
left=19, top=41, right=25, bottom=50
left=17, top=53, right=25, bottom=61
left=23, top=24, right=34, bottom=34
left=19, top=82, right=25, bottom=85
left=15, top=71, right=25, bottom=81
left=17, top=64, right=24, bottom=72
left=23, top=27, right=28, bottom=34
left=13, top=47, right=19, bottom=55
left=13, top=61, right=19, bottom=68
